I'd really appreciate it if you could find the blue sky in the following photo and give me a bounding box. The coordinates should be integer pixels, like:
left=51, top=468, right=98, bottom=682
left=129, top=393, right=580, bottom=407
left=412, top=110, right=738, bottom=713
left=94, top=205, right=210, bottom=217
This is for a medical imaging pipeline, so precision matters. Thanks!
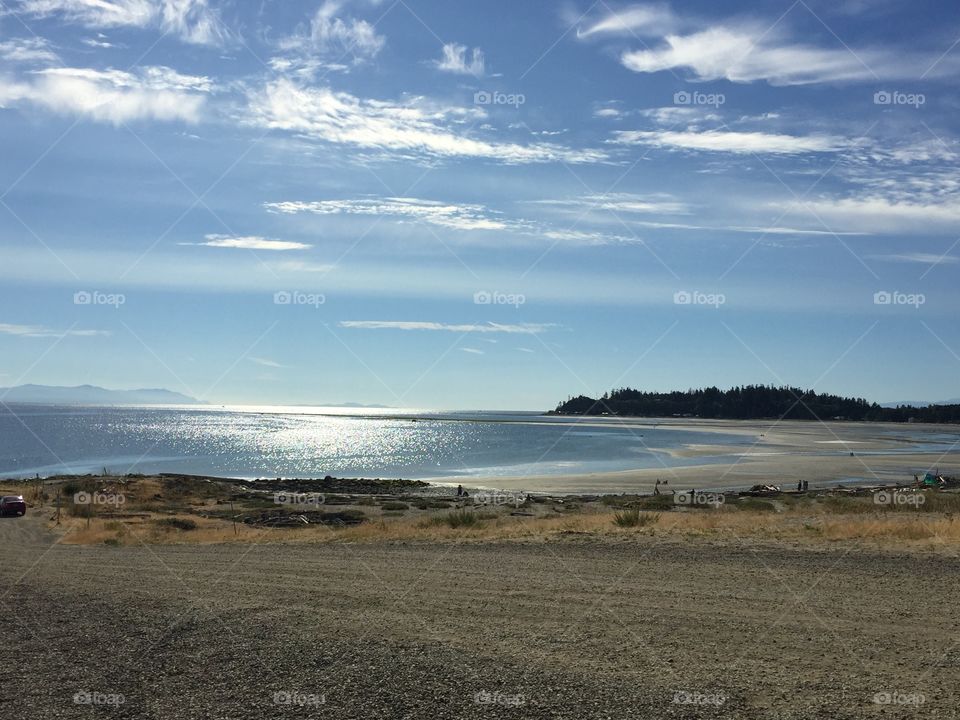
left=0, top=0, right=958, bottom=409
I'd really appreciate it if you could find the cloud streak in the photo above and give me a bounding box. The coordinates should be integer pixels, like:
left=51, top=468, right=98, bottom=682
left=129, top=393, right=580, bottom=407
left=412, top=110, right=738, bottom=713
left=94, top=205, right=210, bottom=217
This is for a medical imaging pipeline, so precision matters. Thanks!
left=246, top=79, right=605, bottom=164
left=339, top=321, right=554, bottom=334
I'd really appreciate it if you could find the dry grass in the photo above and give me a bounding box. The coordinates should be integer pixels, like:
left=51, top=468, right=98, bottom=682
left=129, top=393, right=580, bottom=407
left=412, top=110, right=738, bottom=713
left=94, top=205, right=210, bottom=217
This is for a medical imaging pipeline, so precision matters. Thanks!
left=40, top=474, right=960, bottom=552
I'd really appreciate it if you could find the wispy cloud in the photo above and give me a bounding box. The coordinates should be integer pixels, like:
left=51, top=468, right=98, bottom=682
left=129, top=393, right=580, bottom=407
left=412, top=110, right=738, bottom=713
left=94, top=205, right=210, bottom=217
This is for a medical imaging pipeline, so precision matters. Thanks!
left=459, top=347, right=484, bottom=354
left=528, top=193, right=689, bottom=215
left=246, top=79, right=605, bottom=164
left=576, top=4, right=678, bottom=37
left=867, top=252, right=958, bottom=265
left=0, top=37, right=58, bottom=63
left=435, top=42, right=484, bottom=76
left=787, top=196, right=960, bottom=233
left=339, top=321, right=555, bottom=334
left=614, top=129, right=847, bottom=154
left=0, top=66, right=211, bottom=124
left=189, top=235, right=312, bottom=251
left=249, top=356, right=286, bottom=368
left=265, top=196, right=638, bottom=244
left=19, top=0, right=227, bottom=45
left=0, top=322, right=109, bottom=338
left=580, top=5, right=958, bottom=85
left=265, top=197, right=512, bottom=231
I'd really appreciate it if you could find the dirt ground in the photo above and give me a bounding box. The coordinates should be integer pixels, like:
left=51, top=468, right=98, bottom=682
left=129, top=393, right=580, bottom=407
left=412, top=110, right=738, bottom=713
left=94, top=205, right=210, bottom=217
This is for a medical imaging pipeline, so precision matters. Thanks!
left=0, top=513, right=957, bottom=719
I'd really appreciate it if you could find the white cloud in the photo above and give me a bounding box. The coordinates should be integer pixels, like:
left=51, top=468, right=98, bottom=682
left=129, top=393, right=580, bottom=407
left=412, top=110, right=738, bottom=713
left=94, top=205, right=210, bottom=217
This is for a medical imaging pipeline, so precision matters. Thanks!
left=530, top=193, right=689, bottom=215
left=460, top=347, right=484, bottom=354
left=0, top=322, right=109, bottom=338
left=0, top=37, right=58, bottom=63
left=867, top=253, right=958, bottom=265
left=265, top=197, right=512, bottom=231
left=614, top=129, right=846, bottom=154
left=0, top=65, right=211, bottom=123
left=339, top=321, right=554, bottom=334
left=19, top=0, right=226, bottom=45
left=278, top=0, right=384, bottom=63
left=577, top=5, right=678, bottom=38
left=192, top=235, right=312, bottom=251
left=246, top=79, right=605, bottom=164
left=265, top=196, right=641, bottom=244
left=249, top=356, right=285, bottom=368
left=615, top=23, right=957, bottom=85
left=436, top=42, right=485, bottom=76
left=594, top=107, right=623, bottom=119
left=271, top=259, right=336, bottom=273
left=793, top=197, right=960, bottom=233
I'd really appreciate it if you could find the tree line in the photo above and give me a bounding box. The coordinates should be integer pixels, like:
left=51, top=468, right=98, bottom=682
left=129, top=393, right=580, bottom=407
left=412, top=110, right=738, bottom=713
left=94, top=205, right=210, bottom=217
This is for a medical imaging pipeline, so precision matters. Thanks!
left=552, top=385, right=960, bottom=424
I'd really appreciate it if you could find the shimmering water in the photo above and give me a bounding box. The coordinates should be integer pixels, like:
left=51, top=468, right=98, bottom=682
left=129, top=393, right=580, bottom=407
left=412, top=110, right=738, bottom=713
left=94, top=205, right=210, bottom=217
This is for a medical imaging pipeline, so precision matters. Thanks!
left=0, top=404, right=754, bottom=480
left=2, top=405, right=956, bottom=483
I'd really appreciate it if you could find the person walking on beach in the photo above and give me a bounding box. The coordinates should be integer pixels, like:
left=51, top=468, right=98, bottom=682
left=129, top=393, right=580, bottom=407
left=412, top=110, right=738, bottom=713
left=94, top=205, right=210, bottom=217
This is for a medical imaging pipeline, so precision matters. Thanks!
left=654, top=479, right=661, bottom=495
left=456, top=484, right=463, bottom=497
left=797, top=480, right=803, bottom=492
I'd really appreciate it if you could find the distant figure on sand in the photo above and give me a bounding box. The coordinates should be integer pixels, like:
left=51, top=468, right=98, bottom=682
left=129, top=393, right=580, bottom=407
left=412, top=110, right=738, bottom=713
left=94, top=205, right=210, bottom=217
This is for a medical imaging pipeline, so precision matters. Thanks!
left=797, top=480, right=803, bottom=492
left=803, top=480, right=809, bottom=491
left=654, top=479, right=661, bottom=495
left=457, top=484, right=464, bottom=497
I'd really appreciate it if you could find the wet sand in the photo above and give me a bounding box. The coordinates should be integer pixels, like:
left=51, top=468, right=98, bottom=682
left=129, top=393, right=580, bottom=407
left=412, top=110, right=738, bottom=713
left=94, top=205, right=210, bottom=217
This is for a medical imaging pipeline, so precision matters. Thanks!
left=440, top=419, right=960, bottom=493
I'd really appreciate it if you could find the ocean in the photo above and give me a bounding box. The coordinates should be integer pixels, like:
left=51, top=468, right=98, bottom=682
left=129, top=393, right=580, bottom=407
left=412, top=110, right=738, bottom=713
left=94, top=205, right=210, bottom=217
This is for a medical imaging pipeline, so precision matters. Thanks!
left=0, top=404, right=755, bottom=482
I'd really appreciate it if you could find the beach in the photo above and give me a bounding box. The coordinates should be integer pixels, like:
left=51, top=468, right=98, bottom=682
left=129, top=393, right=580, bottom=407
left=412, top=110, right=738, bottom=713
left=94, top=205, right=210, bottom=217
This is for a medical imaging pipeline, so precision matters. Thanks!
left=1, top=513, right=954, bottom=719
left=435, top=418, right=960, bottom=493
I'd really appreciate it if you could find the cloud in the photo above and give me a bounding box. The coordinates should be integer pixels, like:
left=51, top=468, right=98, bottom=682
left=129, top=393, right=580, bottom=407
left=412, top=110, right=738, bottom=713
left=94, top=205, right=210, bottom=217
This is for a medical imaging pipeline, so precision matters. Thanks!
left=0, top=66, right=211, bottom=123
left=576, top=4, right=678, bottom=37
left=249, top=356, right=285, bottom=368
left=190, top=235, right=312, bottom=251
left=792, top=197, right=960, bottom=234
left=271, top=260, right=336, bottom=273
left=613, top=129, right=847, bottom=154
left=460, top=347, right=484, bottom=354
left=246, top=79, right=606, bottom=164
left=0, top=322, right=109, bottom=338
left=867, top=253, right=958, bottom=265
left=529, top=193, right=689, bottom=215
left=578, top=5, right=958, bottom=85
left=18, top=0, right=227, bottom=45
left=265, top=196, right=639, bottom=244
left=265, top=197, right=513, bottom=231
left=278, top=0, right=384, bottom=64
left=0, top=37, right=58, bottom=63
left=339, top=321, right=554, bottom=334
left=436, top=42, right=485, bottom=76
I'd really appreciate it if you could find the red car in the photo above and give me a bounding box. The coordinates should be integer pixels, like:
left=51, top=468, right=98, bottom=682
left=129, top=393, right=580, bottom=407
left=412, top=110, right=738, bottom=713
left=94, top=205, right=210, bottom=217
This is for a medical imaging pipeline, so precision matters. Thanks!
left=0, top=496, right=26, bottom=517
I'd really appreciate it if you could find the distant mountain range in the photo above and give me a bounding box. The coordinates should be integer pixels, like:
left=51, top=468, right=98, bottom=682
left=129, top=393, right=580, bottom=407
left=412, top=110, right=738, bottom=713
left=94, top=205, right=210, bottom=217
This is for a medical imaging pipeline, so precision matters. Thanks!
left=0, top=384, right=203, bottom=405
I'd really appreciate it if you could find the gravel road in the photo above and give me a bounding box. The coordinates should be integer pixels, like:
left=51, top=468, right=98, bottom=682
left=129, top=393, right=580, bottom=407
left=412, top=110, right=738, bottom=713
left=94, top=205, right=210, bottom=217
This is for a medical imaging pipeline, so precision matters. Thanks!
left=1, top=514, right=957, bottom=719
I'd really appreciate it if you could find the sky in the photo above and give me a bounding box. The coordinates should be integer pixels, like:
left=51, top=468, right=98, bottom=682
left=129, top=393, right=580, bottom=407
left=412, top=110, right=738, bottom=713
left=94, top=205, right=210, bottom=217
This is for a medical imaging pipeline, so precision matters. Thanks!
left=0, top=0, right=958, bottom=410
